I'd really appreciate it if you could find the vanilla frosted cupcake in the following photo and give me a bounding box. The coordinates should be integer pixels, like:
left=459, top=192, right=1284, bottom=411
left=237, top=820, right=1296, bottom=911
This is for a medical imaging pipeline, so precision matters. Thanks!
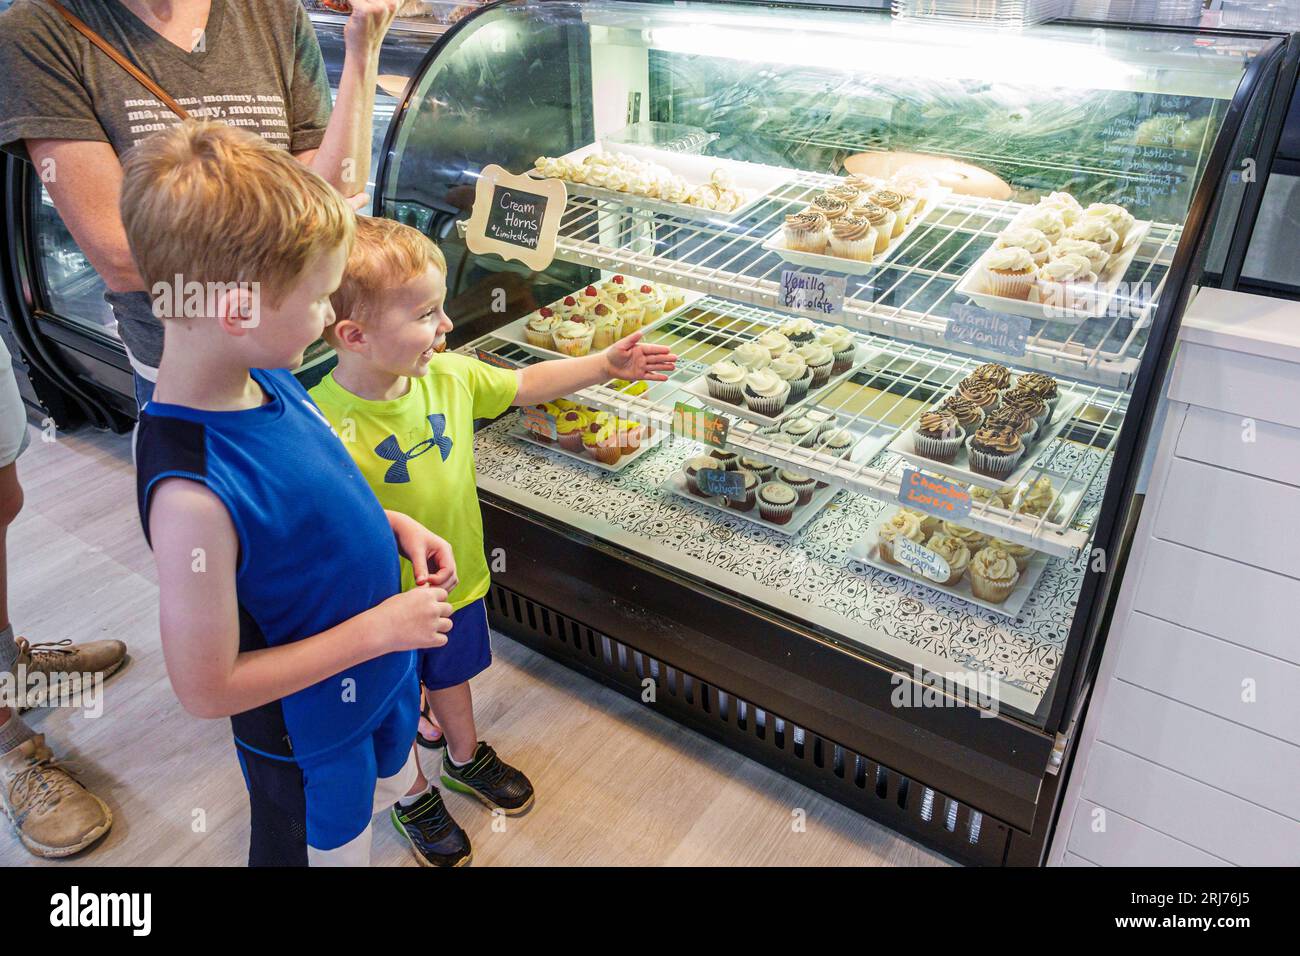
left=795, top=342, right=834, bottom=386
left=995, top=227, right=1051, bottom=265
left=925, top=532, right=972, bottom=586
left=942, top=520, right=989, bottom=553
left=779, top=317, right=818, bottom=346
left=829, top=216, right=877, bottom=262
left=610, top=291, right=645, bottom=336
left=732, top=341, right=771, bottom=372
left=590, top=303, right=622, bottom=350
left=1083, top=203, right=1136, bottom=246
left=968, top=546, right=1021, bottom=603
left=706, top=359, right=746, bottom=404
left=525, top=307, right=561, bottom=348
left=858, top=204, right=894, bottom=256
left=1037, top=192, right=1082, bottom=227
left=984, top=246, right=1038, bottom=300
left=771, top=351, right=812, bottom=403
left=878, top=510, right=925, bottom=566
left=756, top=329, right=791, bottom=360
left=989, top=538, right=1034, bottom=573
left=1064, top=218, right=1119, bottom=256
left=818, top=327, right=857, bottom=374
left=1052, top=238, right=1109, bottom=274
left=1011, top=207, right=1065, bottom=244
left=783, top=210, right=830, bottom=254
left=743, top=369, right=790, bottom=416
left=552, top=320, right=594, bottom=356
left=1036, top=253, right=1097, bottom=313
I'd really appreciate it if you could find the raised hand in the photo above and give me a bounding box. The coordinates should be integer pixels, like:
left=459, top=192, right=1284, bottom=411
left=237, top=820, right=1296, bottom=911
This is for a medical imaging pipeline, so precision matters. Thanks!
left=603, top=331, right=678, bottom=382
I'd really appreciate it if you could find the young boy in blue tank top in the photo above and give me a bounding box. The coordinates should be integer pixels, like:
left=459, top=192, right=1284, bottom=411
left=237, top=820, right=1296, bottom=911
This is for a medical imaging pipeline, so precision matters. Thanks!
left=123, top=121, right=457, bottom=866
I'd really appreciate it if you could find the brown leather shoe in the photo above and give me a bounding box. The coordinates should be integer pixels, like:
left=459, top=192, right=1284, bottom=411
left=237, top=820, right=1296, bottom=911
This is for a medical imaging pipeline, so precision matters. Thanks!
left=13, top=637, right=128, bottom=711
left=0, top=735, right=112, bottom=857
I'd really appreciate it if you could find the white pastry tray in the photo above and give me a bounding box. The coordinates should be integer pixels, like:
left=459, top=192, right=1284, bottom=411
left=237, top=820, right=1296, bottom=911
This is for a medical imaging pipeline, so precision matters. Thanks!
left=662, top=472, right=839, bottom=537
left=731, top=413, right=897, bottom=473
left=760, top=186, right=951, bottom=275
left=973, top=467, right=1090, bottom=529
left=954, top=220, right=1152, bottom=325
left=680, top=345, right=877, bottom=426
left=887, top=385, right=1087, bottom=490
left=508, top=422, right=666, bottom=473
left=849, top=515, right=1051, bottom=619
left=495, top=288, right=703, bottom=360
left=528, top=142, right=793, bottom=223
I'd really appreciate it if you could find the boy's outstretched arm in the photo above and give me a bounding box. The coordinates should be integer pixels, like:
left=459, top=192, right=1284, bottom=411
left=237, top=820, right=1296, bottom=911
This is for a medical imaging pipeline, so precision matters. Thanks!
left=512, top=331, right=678, bottom=408
left=150, top=478, right=453, bottom=720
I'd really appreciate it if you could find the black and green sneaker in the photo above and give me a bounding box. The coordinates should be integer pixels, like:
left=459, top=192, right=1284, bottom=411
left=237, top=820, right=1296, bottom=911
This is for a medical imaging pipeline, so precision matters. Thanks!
left=390, top=787, right=471, bottom=867
left=441, top=742, right=535, bottom=815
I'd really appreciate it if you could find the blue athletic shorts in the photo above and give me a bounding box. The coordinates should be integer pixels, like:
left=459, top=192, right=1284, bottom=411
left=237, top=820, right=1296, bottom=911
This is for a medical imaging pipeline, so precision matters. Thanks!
left=418, top=598, right=492, bottom=691
left=236, top=672, right=420, bottom=864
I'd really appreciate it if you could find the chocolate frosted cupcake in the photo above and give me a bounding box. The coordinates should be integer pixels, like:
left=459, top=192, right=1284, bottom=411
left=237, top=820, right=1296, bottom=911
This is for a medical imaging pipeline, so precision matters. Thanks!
left=913, top=407, right=965, bottom=463
left=987, top=407, right=1037, bottom=445
left=810, top=194, right=851, bottom=222
left=783, top=210, right=830, bottom=254
left=941, top=394, right=985, bottom=431
left=1014, top=372, right=1060, bottom=418
left=858, top=204, right=893, bottom=256
left=1000, top=387, right=1048, bottom=429
left=966, top=422, right=1024, bottom=480
left=968, top=363, right=1012, bottom=391
left=956, top=378, right=1001, bottom=413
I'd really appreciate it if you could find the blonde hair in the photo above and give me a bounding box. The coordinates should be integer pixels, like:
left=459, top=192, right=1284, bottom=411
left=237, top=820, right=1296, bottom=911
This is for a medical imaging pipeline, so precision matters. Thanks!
left=119, top=120, right=355, bottom=309
left=324, top=215, right=447, bottom=343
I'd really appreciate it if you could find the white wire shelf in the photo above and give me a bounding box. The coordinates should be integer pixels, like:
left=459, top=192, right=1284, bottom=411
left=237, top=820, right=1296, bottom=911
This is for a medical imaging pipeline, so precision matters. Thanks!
left=469, top=295, right=1125, bottom=559
left=536, top=172, right=1179, bottom=390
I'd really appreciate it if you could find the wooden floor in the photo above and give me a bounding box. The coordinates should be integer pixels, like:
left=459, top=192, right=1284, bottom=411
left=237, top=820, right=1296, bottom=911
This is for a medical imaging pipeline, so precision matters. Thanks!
left=4, top=423, right=952, bottom=867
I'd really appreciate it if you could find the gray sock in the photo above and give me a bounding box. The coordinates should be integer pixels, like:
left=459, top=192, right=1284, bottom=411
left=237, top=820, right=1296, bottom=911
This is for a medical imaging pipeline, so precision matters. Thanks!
left=0, top=709, right=36, bottom=755
left=0, top=625, right=17, bottom=676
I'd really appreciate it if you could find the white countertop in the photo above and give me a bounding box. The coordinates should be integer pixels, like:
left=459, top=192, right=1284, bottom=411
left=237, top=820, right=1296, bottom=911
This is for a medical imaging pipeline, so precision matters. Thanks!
left=1179, top=286, right=1300, bottom=365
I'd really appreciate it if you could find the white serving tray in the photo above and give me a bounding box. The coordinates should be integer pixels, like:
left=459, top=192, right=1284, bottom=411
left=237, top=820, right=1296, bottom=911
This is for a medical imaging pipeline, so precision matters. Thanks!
left=662, top=472, right=839, bottom=537
left=760, top=186, right=951, bottom=275
left=508, top=422, right=666, bottom=473
left=887, top=386, right=1086, bottom=491
left=989, top=467, right=1089, bottom=528
left=849, top=516, right=1051, bottom=619
left=495, top=287, right=703, bottom=360
left=528, top=141, right=793, bottom=223
left=680, top=345, right=876, bottom=427
left=954, top=220, right=1152, bottom=325
left=731, top=413, right=896, bottom=472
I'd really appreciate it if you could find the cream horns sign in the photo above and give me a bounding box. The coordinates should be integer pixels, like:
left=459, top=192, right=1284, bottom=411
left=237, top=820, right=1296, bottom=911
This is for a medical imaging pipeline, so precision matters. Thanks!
left=466, top=164, right=566, bottom=272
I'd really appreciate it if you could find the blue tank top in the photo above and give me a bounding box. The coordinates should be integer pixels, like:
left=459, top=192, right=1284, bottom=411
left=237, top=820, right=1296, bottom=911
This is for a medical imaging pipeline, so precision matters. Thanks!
left=135, top=368, right=414, bottom=763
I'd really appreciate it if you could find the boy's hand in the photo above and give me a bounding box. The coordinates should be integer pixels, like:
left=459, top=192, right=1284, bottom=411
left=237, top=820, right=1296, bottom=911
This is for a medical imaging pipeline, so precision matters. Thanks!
left=389, top=513, right=459, bottom=594
left=372, top=587, right=454, bottom=652
left=603, top=331, right=678, bottom=383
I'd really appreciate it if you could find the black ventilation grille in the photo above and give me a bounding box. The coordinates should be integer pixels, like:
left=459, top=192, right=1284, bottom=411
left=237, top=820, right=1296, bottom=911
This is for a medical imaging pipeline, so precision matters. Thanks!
left=485, top=583, right=1012, bottom=866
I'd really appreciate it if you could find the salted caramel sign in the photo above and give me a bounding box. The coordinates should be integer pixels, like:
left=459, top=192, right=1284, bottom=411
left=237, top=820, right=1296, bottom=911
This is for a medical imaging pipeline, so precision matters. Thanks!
left=465, top=164, right=565, bottom=272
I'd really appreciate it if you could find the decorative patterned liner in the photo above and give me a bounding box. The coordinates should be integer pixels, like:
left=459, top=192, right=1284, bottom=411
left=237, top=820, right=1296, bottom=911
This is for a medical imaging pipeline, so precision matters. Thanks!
left=476, top=418, right=1109, bottom=711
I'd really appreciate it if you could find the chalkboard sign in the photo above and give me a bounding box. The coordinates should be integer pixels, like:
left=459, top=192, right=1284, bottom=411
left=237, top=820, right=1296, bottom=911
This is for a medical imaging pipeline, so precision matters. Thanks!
left=898, top=467, right=971, bottom=521
left=945, top=303, right=1031, bottom=358
left=672, top=401, right=729, bottom=449
left=781, top=269, right=845, bottom=319
left=698, top=468, right=745, bottom=499
left=465, top=164, right=566, bottom=272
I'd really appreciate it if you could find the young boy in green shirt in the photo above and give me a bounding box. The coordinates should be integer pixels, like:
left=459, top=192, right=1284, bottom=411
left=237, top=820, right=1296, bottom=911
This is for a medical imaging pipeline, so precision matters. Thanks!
left=310, top=216, right=676, bottom=866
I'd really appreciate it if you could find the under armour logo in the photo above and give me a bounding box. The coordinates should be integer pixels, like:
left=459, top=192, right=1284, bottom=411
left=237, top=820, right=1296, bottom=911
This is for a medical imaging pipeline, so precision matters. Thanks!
left=374, top=414, right=453, bottom=483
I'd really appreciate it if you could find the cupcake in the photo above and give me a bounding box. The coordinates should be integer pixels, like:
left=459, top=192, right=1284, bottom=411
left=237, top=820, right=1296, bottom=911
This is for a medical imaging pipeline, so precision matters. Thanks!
left=589, top=303, right=622, bottom=350
left=771, top=352, right=812, bottom=403
left=1017, top=474, right=1059, bottom=520
left=818, top=328, right=857, bottom=374
left=683, top=455, right=722, bottom=497
left=819, top=427, right=855, bottom=458
left=941, top=394, right=985, bottom=431
left=968, top=362, right=1013, bottom=391
left=826, top=184, right=863, bottom=208
left=577, top=284, right=603, bottom=311
left=618, top=419, right=646, bottom=454
left=1000, top=388, right=1048, bottom=429
left=637, top=284, right=664, bottom=323
left=810, top=194, right=851, bottom=222
left=783, top=210, right=830, bottom=254
left=925, top=532, right=972, bottom=587
left=732, top=341, right=771, bottom=372
left=742, top=369, right=790, bottom=416
left=1052, top=238, right=1109, bottom=275
left=1036, top=253, right=1098, bottom=314
left=887, top=179, right=920, bottom=224
left=968, top=546, right=1021, bottom=604
left=912, top=407, right=965, bottom=463
left=553, top=294, right=583, bottom=323
left=709, top=448, right=740, bottom=471
left=1036, top=193, right=1082, bottom=227
left=758, top=482, right=798, bottom=524
left=611, top=291, right=645, bottom=336
left=858, top=205, right=894, bottom=256
left=706, top=360, right=746, bottom=404
left=941, top=520, right=988, bottom=554
left=994, top=227, right=1051, bottom=265
left=829, top=216, right=877, bottom=262
left=878, top=509, right=926, bottom=565
left=525, top=307, right=561, bottom=348
left=867, top=188, right=907, bottom=236
left=969, top=484, right=1009, bottom=511
left=756, top=329, right=791, bottom=360
left=1014, top=373, right=1059, bottom=418
left=779, top=415, right=819, bottom=446
left=1011, top=207, right=1065, bottom=244
left=778, top=468, right=817, bottom=505
left=987, top=407, right=1037, bottom=445
left=555, top=409, right=590, bottom=452
left=1082, top=203, right=1136, bottom=247
left=795, top=342, right=834, bottom=387
left=901, top=507, right=942, bottom=539
left=1064, top=218, right=1119, bottom=256
left=989, top=538, right=1034, bottom=573
left=581, top=416, right=621, bottom=465
left=956, top=378, right=1001, bottom=414
left=739, top=456, right=775, bottom=481
left=724, top=469, right=760, bottom=512
left=552, top=320, right=595, bottom=357
left=966, top=422, right=1024, bottom=480
left=983, top=246, right=1038, bottom=300
left=779, top=317, right=818, bottom=346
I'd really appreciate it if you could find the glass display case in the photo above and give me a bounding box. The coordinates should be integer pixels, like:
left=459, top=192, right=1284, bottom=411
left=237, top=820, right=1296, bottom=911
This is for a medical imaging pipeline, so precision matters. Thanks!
left=377, top=0, right=1291, bottom=863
